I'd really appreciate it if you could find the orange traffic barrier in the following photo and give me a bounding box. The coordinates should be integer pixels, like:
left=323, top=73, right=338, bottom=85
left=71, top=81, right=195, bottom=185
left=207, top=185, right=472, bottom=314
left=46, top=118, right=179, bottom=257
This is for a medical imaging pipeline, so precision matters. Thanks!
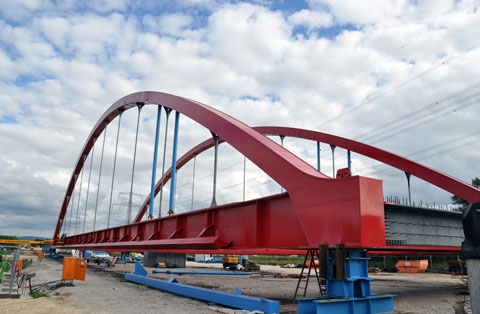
left=395, top=260, right=428, bottom=273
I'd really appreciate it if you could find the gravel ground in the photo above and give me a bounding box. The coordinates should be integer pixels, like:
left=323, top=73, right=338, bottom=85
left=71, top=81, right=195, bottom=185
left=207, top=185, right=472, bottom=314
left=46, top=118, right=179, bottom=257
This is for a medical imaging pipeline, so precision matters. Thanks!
left=0, top=258, right=471, bottom=313
left=1, top=259, right=218, bottom=314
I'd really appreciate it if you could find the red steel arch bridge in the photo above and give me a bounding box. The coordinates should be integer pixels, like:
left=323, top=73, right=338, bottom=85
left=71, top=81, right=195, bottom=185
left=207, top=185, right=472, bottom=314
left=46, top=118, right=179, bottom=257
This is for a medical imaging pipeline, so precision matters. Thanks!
left=52, top=91, right=480, bottom=256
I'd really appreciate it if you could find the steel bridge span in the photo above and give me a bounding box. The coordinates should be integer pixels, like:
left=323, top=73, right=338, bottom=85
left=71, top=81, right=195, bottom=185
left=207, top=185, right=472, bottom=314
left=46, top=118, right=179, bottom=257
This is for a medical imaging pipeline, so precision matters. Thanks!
left=53, top=91, right=480, bottom=255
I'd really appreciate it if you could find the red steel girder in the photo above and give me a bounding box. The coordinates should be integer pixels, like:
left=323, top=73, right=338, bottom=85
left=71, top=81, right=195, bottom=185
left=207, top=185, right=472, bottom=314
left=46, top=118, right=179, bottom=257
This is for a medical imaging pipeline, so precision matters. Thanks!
left=60, top=179, right=386, bottom=251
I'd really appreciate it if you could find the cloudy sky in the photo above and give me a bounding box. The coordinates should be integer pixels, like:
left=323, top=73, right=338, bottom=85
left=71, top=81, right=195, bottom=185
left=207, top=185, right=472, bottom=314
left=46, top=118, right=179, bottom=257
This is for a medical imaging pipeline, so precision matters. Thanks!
left=0, top=0, right=479, bottom=238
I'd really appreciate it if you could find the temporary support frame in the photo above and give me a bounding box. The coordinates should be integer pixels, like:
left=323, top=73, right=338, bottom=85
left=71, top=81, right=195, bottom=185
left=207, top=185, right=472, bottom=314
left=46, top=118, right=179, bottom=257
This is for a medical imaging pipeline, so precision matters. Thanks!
left=294, top=248, right=324, bottom=299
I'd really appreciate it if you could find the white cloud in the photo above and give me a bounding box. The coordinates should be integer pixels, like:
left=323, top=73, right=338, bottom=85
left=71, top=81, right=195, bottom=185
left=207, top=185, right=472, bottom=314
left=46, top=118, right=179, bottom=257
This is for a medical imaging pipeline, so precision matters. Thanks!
left=0, top=50, right=16, bottom=80
left=143, top=13, right=193, bottom=37
left=38, top=17, right=71, bottom=50
left=206, top=3, right=291, bottom=74
left=0, top=0, right=45, bottom=21
left=288, top=9, right=333, bottom=30
left=87, top=0, right=129, bottom=13
left=310, top=0, right=406, bottom=25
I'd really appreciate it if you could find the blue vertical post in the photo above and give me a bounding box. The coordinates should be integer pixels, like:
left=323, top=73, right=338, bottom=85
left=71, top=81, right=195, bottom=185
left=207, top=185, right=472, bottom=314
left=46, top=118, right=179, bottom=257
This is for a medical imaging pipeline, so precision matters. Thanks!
left=149, top=106, right=162, bottom=219
left=317, top=141, right=321, bottom=171
left=347, top=150, right=351, bottom=170
left=168, top=111, right=180, bottom=215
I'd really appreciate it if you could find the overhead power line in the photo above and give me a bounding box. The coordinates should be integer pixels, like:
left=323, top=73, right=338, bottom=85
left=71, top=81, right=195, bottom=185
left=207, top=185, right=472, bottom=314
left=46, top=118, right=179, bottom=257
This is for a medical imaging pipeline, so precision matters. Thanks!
left=344, top=74, right=480, bottom=140
left=364, top=130, right=480, bottom=175
left=359, top=87, right=480, bottom=144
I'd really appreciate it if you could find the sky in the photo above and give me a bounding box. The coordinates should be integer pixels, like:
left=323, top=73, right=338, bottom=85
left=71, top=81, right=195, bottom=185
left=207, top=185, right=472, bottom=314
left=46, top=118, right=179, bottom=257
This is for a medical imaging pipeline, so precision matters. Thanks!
left=0, top=0, right=479, bottom=238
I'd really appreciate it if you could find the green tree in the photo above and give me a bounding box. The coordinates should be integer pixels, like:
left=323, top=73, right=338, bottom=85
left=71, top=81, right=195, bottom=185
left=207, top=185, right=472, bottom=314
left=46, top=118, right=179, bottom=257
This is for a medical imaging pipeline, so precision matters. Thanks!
left=451, top=177, right=480, bottom=209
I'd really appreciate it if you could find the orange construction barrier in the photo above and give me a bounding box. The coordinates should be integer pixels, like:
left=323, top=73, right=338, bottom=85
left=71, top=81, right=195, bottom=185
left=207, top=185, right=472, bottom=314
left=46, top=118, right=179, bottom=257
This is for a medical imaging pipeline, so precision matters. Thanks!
left=62, top=257, right=87, bottom=281
left=37, top=253, right=44, bottom=261
left=395, top=260, right=428, bottom=273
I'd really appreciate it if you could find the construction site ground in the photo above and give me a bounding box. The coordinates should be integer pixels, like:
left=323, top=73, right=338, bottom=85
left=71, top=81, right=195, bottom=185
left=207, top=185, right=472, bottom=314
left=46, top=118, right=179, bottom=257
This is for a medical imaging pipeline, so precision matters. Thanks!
left=0, top=258, right=470, bottom=314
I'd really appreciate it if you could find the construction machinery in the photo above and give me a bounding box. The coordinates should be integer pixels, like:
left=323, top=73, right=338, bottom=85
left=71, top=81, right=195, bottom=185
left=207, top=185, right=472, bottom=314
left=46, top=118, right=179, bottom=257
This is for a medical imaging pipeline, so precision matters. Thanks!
left=448, top=259, right=466, bottom=274
left=84, top=251, right=116, bottom=267
left=222, top=256, right=239, bottom=269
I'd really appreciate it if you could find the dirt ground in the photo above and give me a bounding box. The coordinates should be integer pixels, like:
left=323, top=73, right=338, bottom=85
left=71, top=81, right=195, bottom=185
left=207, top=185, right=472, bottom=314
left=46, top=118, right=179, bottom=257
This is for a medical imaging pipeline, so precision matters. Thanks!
left=0, top=258, right=471, bottom=313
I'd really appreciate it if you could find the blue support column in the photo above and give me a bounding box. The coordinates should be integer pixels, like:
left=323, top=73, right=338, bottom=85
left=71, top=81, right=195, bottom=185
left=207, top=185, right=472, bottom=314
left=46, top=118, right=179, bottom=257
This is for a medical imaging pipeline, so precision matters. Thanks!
left=347, top=150, right=351, bottom=170
left=297, top=249, right=395, bottom=314
left=168, top=111, right=180, bottom=215
left=149, top=105, right=162, bottom=219
left=317, top=142, right=321, bottom=171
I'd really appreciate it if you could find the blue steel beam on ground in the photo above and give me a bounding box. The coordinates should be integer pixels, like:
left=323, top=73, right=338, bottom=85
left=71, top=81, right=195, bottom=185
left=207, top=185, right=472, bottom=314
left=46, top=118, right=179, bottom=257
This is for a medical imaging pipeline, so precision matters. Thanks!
left=149, top=105, right=162, bottom=218
left=125, top=262, right=279, bottom=314
left=152, top=270, right=251, bottom=275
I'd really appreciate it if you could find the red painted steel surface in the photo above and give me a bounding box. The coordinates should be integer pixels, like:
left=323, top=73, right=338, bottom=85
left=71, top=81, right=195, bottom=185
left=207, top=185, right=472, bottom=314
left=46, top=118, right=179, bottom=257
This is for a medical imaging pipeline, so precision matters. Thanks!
left=54, top=92, right=480, bottom=254
left=55, top=92, right=387, bottom=250
left=63, top=193, right=308, bottom=251
left=60, top=189, right=386, bottom=251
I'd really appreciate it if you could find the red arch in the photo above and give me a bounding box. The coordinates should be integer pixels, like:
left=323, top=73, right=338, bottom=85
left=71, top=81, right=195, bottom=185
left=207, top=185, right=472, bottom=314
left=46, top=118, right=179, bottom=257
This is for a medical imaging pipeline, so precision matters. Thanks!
left=54, top=92, right=330, bottom=239
left=133, top=126, right=480, bottom=223
left=256, top=127, right=480, bottom=203
left=55, top=92, right=480, bottom=249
